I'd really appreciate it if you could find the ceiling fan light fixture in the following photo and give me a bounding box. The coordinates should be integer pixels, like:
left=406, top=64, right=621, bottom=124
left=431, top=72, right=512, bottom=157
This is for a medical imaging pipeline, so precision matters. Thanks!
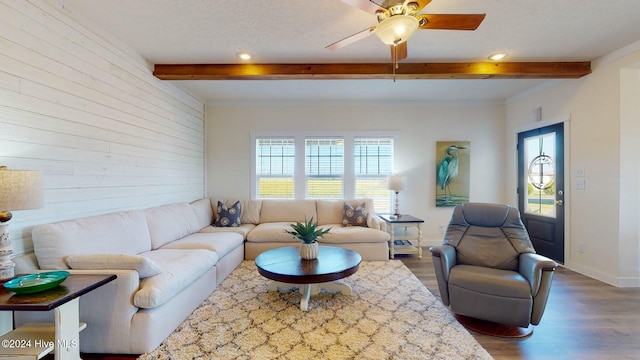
left=375, top=15, right=419, bottom=46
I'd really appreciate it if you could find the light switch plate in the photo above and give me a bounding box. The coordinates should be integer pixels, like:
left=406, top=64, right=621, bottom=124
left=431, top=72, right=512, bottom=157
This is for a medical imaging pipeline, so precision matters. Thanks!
left=576, top=179, right=586, bottom=190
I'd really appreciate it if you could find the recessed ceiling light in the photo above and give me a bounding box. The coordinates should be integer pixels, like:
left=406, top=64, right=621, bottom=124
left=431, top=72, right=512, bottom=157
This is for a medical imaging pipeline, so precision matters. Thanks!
left=488, top=52, right=509, bottom=61
left=237, top=52, right=252, bottom=61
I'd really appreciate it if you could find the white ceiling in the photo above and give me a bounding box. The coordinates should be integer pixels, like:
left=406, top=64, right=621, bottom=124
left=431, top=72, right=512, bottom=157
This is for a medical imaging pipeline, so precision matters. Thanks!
left=60, top=0, right=640, bottom=103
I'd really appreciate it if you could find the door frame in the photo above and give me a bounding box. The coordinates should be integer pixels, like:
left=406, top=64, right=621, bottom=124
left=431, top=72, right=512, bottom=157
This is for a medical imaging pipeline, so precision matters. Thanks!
left=514, top=114, right=571, bottom=265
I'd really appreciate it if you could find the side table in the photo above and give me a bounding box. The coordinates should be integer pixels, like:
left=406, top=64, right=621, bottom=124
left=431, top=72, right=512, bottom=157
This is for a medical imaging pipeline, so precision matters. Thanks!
left=379, top=214, right=425, bottom=259
left=0, top=273, right=117, bottom=360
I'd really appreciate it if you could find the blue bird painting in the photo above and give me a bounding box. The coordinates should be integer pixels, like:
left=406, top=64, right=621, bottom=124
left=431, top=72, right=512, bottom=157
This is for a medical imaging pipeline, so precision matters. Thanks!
left=436, top=142, right=469, bottom=206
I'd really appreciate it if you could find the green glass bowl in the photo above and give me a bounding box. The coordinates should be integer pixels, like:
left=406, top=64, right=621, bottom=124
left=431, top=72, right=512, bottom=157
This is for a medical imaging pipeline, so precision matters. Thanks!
left=3, top=271, right=70, bottom=294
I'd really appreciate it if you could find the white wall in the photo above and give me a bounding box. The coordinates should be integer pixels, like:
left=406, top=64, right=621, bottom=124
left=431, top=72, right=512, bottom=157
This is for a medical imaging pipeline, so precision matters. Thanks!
left=206, top=102, right=506, bottom=245
left=619, top=66, right=640, bottom=285
left=505, top=47, right=640, bottom=286
left=0, top=0, right=205, bottom=256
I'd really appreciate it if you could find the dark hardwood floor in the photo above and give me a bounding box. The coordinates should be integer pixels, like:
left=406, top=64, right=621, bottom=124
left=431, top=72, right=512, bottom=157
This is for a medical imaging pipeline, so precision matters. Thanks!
left=400, top=255, right=640, bottom=360
left=74, top=255, right=640, bottom=360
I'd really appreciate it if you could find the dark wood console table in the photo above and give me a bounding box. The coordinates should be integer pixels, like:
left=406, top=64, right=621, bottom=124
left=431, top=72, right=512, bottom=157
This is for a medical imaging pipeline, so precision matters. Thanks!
left=0, top=273, right=117, bottom=360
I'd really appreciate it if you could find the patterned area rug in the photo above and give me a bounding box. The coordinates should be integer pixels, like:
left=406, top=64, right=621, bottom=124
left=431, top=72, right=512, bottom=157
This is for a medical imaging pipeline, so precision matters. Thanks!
left=139, top=260, right=493, bottom=360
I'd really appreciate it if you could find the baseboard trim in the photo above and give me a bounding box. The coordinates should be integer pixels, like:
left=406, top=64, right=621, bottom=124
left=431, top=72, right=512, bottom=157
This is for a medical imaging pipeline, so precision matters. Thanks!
left=565, top=261, right=640, bottom=288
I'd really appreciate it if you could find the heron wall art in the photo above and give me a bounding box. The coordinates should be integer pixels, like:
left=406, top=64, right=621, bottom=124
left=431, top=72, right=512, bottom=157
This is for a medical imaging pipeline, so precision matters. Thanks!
left=436, top=141, right=470, bottom=207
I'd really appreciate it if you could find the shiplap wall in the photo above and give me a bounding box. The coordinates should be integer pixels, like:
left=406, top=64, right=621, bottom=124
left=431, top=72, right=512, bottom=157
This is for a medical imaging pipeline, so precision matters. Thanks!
left=0, top=0, right=205, bottom=256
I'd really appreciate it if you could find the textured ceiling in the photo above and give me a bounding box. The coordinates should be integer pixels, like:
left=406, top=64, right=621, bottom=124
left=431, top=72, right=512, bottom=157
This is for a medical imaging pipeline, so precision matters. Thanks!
left=59, top=0, right=640, bottom=103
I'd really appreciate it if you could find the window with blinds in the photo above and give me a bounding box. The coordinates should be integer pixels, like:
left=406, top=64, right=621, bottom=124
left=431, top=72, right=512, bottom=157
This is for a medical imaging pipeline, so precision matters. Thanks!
left=252, top=133, right=396, bottom=210
left=256, top=138, right=295, bottom=199
left=354, top=137, right=393, bottom=212
left=305, top=138, right=344, bottom=199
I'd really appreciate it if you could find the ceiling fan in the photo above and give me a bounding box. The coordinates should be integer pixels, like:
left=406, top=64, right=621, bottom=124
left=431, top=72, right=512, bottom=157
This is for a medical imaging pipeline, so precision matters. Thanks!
left=326, top=0, right=486, bottom=64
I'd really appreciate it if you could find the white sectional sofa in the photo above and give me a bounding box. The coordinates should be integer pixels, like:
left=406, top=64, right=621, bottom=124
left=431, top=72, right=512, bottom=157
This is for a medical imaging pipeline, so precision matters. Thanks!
left=13, top=198, right=240, bottom=354
left=12, top=197, right=389, bottom=355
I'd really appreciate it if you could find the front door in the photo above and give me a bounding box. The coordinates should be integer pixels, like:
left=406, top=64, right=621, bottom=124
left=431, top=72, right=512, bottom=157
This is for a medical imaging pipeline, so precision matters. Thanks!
left=517, top=123, right=565, bottom=263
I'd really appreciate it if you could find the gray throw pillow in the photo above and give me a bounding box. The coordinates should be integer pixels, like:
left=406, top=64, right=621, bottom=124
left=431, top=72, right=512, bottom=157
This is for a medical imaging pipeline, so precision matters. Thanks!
left=342, top=202, right=368, bottom=227
left=215, top=201, right=241, bottom=227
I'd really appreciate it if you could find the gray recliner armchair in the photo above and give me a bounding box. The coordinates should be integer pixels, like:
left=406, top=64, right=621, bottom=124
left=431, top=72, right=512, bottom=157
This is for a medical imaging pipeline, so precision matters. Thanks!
left=430, top=202, right=557, bottom=331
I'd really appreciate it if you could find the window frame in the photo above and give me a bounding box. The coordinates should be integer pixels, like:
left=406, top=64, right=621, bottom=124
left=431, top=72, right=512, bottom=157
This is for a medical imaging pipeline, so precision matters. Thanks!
left=254, top=137, right=296, bottom=199
left=354, top=136, right=395, bottom=212
left=251, top=131, right=399, bottom=210
left=305, top=137, right=345, bottom=199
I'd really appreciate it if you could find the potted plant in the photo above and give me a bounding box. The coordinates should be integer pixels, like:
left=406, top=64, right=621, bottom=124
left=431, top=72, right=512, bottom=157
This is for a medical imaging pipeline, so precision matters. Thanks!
left=285, top=217, right=331, bottom=260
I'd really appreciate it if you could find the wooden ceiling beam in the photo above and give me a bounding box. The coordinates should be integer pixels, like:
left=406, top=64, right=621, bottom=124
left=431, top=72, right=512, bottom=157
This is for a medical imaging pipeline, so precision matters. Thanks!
left=153, top=62, right=591, bottom=81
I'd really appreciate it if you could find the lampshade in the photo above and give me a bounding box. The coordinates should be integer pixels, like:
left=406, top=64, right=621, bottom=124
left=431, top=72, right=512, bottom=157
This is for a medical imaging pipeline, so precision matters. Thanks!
left=387, top=175, right=407, bottom=192
left=374, top=15, right=419, bottom=45
left=0, top=167, right=44, bottom=216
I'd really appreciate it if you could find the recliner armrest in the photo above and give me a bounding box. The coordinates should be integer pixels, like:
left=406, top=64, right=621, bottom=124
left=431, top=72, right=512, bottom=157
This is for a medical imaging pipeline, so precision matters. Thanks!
left=519, top=252, right=558, bottom=295
left=429, top=244, right=457, bottom=306
left=429, top=244, right=457, bottom=279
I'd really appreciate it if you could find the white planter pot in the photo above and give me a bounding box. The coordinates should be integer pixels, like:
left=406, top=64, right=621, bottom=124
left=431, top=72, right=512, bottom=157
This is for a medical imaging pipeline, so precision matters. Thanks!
left=299, top=242, right=319, bottom=260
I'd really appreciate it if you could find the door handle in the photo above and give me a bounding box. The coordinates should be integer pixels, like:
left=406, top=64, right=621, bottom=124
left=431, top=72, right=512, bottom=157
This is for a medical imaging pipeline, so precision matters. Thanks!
left=555, top=200, right=564, bottom=206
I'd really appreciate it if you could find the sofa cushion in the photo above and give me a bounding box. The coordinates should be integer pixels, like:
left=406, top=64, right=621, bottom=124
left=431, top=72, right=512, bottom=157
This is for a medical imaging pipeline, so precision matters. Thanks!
left=456, top=225, right=522, bottom=270
left=342, top=202, right=368, bottom=227
left=144, top=203, right=201, bottom=249
left=318, top=224, right=390, bottom=244
left=32, top=210, right=151, bottom=269
left=240, top=199, right=262, bottom=224
left=190, top=198, right=213, bottom=229
left=449, top=265, right=531, bottom=299
left=246, top=222, right=303, bottom=243
left=134, top=249, right=218, bottom=309
left=259, top=200, right=317, bottom=223
left=198, top=224, right=255, bottom=238
left=161, top=232, right=244, bottom=258
left=65, top=254, right=161, bottom=278
left=214, top=201, right=241, bottom=227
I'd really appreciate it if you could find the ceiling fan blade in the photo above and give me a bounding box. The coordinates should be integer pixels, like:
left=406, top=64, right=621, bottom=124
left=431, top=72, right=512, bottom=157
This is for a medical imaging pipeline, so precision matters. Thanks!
left=341, top=0, right=384, bottom=14
left=390, top=42, right=408, bottom=63
left=417, top=14, right=486, bottom=31
left=326, top=27, right=376, bottom=51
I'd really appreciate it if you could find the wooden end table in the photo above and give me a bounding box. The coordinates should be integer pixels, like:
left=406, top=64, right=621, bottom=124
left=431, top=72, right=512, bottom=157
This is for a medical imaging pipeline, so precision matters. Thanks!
left=255, top=246, right=361, bottom=311
left=0, top=273, right=117, bottom=360
left=379, top=214, right=425, bottom=259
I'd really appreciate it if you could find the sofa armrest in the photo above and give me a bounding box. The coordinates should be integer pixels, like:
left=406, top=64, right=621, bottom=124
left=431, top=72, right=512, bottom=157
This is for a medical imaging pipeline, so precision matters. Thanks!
left=14, top=269, right=141, bottom=354
left=367, top=214, right=385, bottom=231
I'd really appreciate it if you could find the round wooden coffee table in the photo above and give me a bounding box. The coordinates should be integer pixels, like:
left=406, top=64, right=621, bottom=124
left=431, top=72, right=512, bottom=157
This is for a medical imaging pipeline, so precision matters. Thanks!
left=255, top=245, right=362, bottom=311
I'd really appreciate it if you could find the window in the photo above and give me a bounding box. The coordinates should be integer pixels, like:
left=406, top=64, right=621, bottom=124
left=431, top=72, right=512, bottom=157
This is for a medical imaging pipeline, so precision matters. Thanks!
left=305, top=138, right=344, bottom=199
left=256, top=138, right=295, bottom=199
left=252, top=132, right=396, bottom=213
left=354, top=137, right=394, bottom=212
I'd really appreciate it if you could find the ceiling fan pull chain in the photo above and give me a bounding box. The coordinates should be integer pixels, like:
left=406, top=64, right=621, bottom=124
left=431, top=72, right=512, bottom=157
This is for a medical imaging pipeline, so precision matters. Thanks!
left=393, top=40, right=400, bottom=82
left=395, top=43, right=398, bottom=69
left=393, top=44, right=397, bottom=82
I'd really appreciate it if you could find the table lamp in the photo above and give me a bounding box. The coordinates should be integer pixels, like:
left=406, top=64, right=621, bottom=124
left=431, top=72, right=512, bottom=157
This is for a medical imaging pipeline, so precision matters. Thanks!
left=0, top=166, right=44, bottom=279
left=387, top=175, right=406, bottom=217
